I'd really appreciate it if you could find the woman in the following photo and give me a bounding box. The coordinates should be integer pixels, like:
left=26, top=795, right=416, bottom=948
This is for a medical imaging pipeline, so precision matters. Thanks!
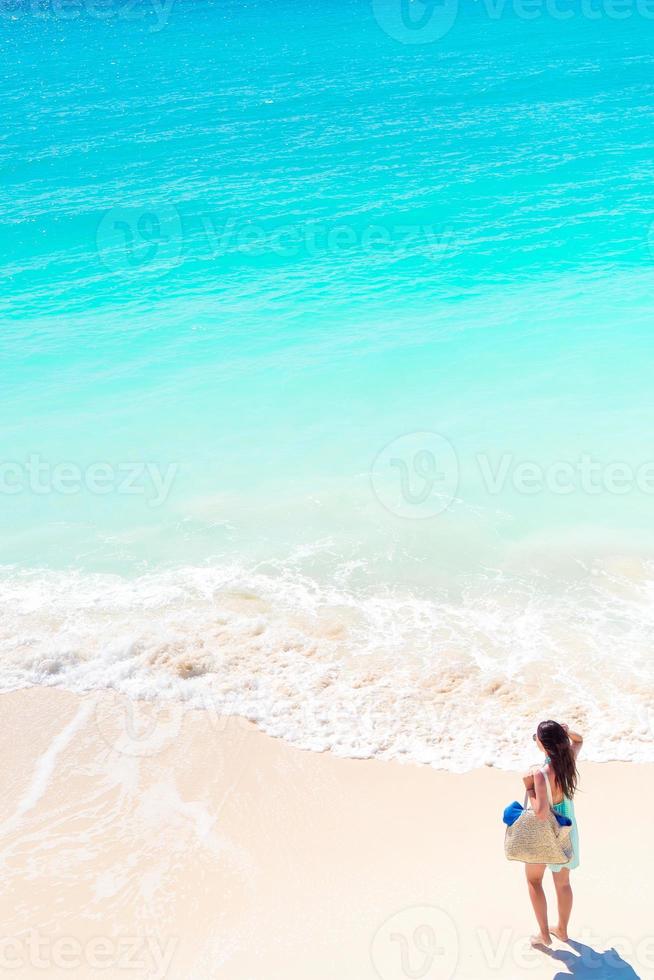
left=523, top=720, right=583, bottom=947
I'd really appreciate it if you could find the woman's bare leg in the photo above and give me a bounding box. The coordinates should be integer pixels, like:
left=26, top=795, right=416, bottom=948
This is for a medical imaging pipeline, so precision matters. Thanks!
left=551, top=868, right=573, bottom=941
left=525, top=864, right=551, bottom=946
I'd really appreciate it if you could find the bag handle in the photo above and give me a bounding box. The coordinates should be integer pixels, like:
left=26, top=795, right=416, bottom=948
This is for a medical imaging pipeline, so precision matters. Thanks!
left=541, top=766, right=554, bottom=808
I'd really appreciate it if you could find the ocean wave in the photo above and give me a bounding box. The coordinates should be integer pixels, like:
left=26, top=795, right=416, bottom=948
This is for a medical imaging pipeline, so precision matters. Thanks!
left=0, top=559, right=653, bottom=772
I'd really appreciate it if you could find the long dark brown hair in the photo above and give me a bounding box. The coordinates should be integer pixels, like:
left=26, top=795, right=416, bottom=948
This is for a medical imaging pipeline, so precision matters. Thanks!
left=537, top=720, right=579, bottom=799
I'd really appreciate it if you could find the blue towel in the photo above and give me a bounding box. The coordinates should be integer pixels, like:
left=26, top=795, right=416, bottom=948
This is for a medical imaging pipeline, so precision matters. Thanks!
left=503, top=801, right=572, bottom=828
left=503, top=801, right=524, bottom=826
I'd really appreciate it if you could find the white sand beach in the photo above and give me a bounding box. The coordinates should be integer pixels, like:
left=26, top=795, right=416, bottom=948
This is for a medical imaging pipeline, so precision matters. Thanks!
left=0, top=688, right=651, bottom=980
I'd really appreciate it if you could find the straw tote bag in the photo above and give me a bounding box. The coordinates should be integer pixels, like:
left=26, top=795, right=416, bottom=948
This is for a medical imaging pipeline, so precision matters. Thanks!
left=505, top=769, right=573, bottom=865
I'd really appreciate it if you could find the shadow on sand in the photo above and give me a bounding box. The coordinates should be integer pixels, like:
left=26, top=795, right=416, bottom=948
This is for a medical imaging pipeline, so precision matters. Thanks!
left=543, top=939, right=641, bottom=979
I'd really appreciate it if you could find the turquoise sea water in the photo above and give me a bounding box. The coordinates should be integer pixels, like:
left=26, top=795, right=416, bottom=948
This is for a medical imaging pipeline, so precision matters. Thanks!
left=1, top=0, right=654, bottom=768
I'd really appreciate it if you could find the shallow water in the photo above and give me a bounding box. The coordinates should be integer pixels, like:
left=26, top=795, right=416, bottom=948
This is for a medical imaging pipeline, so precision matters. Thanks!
left=2, top=0, right=654, bottom=768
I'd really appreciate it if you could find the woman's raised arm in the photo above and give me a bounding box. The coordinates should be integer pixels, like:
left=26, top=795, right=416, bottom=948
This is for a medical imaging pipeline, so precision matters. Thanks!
left=562, top=723, right=584, bottom=758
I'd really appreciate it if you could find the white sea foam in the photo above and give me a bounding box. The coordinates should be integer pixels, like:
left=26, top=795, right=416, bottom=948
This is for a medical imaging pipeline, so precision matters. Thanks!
left=0, top=559, right=653, bottom=772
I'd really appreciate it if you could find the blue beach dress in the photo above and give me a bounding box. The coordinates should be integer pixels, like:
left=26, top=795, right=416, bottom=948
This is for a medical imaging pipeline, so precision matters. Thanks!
left=549, top=796, right=580, bottom=871
left=543, top=761, right=580, bottom=872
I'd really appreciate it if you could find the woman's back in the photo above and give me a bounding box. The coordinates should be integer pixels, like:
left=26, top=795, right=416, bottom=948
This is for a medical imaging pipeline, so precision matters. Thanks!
left=543, top=763, right=566, bottom=805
